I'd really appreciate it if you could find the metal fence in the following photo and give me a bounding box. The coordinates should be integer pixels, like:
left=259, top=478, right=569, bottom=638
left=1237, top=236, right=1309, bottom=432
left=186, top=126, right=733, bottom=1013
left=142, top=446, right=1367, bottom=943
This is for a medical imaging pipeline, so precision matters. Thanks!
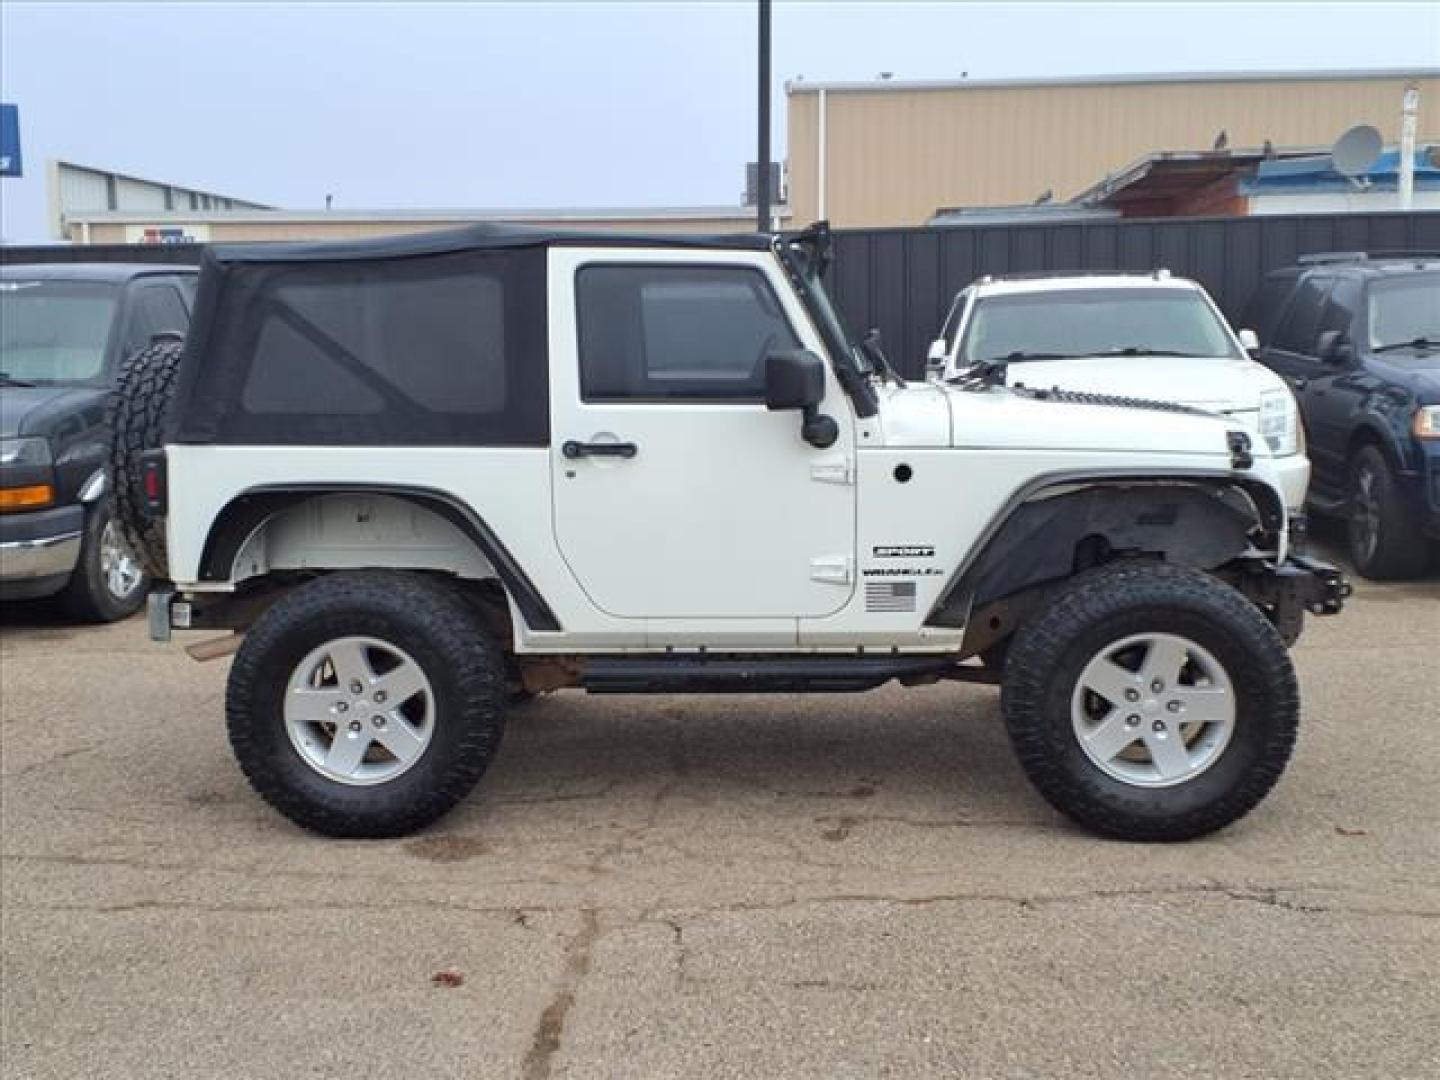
left=5, top=211, right=1439, bottom=378
left=830, top=211, right=1440, bottom=376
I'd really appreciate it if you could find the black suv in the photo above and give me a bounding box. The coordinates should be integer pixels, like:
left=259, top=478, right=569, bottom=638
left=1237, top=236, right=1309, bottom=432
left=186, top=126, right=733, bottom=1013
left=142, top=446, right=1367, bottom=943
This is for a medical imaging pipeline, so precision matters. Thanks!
left=1, top=263, right=196, bottom=619
left=1242, top=254, right=1439, bottom=579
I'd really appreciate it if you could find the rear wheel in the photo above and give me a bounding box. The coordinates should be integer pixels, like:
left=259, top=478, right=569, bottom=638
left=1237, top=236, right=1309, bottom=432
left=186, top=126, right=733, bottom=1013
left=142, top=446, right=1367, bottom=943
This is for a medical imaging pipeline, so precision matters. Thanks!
left=1347, top=446, right=1429, bottom=580
left=1002, top=562, right=1298, bottom=841
left=226, top=571, right=507, bottom=837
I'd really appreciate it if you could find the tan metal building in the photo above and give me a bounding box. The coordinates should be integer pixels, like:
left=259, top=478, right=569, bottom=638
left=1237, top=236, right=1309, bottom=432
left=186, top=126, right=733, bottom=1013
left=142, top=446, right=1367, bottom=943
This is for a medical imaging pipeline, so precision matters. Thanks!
left=61, top=206, right=783, bottom=245
left=787, top=68, right=1440, bottom=227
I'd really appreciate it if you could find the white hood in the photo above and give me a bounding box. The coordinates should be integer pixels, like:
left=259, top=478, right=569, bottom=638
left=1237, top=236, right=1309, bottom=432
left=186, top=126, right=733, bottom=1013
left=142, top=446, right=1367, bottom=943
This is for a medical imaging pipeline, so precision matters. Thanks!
left=874, top=381, right=1270, bottom=458
left=1001, top=354, right=1284, bottom=414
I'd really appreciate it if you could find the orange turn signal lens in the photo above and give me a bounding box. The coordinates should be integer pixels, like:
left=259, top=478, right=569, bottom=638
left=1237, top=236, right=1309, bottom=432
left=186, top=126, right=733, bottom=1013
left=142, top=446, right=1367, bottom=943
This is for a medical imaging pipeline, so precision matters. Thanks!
left=0, top=484, right=55, bottom=511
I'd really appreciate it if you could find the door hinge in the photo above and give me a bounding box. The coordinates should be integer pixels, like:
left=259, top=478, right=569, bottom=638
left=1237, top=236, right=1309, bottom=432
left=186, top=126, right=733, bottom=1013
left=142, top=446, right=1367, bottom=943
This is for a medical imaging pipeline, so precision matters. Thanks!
left=810, top=555, right=854, bottom=585
left=810, top=458, right=855, bottom=485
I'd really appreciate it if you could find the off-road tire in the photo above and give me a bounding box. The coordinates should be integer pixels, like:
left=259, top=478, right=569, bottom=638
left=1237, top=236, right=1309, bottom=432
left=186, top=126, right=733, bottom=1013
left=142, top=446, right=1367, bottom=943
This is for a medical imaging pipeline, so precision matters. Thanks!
left=1347, top=446, right=1430, bottom=580
left=1001, top=562, right=1299, bottom=842
left=227, top=571, right=507, bottom=837
left=58, top=501, right=148, bottom=623
left=107, top=338, right=185, bottom=580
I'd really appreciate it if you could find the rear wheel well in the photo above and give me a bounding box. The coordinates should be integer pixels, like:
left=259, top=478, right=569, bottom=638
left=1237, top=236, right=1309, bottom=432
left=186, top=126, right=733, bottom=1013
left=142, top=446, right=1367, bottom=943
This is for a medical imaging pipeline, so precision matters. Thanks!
left=203, top=491, right=498, bottom=584
left=194, top=485, right=561, bottom=634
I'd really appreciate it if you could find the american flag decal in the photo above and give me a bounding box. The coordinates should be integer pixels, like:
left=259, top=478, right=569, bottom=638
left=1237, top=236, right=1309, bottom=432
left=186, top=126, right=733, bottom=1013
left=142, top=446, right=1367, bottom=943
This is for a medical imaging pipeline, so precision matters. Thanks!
left=865, top=580, right=917, bottom=612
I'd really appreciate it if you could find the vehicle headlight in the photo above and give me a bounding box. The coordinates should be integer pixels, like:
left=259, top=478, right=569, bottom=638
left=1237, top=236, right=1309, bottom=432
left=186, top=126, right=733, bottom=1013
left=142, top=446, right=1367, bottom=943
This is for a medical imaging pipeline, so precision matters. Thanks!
left=0, top=437, right=52, bottom=468
left=1414, top=406, right=1440, bottom=440
left=1258, top=389, right=1300, bottom=456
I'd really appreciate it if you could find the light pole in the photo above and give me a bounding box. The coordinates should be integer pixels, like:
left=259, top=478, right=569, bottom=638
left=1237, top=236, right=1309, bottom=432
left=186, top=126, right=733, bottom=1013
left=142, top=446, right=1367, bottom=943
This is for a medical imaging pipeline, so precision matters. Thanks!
left=756, top=0, right=772, bottom=233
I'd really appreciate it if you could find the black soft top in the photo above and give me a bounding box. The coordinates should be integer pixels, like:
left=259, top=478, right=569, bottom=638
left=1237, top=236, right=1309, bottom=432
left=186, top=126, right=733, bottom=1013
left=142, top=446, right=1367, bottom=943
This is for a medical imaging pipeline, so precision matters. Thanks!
left=204, top=223, right=773, bottom=266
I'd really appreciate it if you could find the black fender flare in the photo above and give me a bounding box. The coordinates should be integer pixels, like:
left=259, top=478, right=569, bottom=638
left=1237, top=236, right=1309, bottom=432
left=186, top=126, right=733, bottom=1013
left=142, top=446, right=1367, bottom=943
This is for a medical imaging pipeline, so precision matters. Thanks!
left=926, top=469, right=1284, bottom=629
left=196, top=483, right=560, bottom=632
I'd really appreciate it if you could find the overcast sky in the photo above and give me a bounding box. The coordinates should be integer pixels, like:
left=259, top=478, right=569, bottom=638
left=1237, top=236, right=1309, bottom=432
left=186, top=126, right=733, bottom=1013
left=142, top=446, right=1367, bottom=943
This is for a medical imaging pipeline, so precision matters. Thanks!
left=2, top=1, right=1437, bottom=241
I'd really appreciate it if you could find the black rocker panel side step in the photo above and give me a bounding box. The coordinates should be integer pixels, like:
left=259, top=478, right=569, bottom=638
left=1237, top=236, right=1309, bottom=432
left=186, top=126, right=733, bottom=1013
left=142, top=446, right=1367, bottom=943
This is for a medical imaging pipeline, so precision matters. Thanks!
left=582, top=655, right=957, bottom=694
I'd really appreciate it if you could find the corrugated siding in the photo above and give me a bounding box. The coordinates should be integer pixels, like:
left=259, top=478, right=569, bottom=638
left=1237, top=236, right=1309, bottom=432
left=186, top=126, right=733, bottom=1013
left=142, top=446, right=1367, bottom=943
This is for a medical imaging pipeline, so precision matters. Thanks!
left=9, top=211, right=1439, bottom=381
left=829, top=211, right=1440, bottom=377
left=113, top=177, right=168, bottom=211
left=790, top=76, right=1440, bottom=226
left=57, top=166, right=110, bottom=214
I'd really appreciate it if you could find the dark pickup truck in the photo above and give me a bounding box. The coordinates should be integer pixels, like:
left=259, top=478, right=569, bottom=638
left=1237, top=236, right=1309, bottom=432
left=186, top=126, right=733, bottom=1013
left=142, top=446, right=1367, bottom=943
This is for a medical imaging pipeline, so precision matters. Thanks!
left=1, top=263, right=196, bottom=620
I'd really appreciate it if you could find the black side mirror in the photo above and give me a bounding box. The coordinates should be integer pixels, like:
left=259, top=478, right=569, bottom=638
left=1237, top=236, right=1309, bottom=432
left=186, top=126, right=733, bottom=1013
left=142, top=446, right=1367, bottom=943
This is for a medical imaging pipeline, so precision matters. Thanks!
left=765, top=350, right=838, bottom=448
left=1316, top=330, right=1352, bottom=364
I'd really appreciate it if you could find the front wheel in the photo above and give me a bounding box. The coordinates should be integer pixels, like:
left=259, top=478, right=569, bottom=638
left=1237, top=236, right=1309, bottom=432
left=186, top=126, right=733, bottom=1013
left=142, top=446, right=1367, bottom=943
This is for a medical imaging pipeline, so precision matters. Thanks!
left=226, top=571, right=507, bottom=837
left=59, top=502, right=148, bottom=623
left=1001, top=562, right=1299, bottom=841
left=1347, top=446, right=1429, bottom=580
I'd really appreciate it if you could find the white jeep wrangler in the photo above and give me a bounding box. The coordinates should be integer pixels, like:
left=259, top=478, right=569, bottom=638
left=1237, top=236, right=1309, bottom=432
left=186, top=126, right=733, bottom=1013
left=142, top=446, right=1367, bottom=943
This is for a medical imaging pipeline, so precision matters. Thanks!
left=112, top=222, right=1347, bottom=841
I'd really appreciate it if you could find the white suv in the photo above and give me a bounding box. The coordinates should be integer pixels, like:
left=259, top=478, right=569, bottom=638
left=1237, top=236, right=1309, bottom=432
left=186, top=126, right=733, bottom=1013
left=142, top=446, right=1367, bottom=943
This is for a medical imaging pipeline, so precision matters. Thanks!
left=113, top=224, right=1346, bottom=842
left=929, top=273, right=1310, bottom=512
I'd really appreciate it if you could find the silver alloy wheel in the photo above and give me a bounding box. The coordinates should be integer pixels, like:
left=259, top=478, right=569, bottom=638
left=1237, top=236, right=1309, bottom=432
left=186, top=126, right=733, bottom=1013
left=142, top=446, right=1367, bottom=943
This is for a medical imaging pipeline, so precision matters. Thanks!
left=99, top=519, right=145, bottom=600
left=1350, top=463, right=1382, bottom=565
left=284, top=636, right=436, bottom=786
left=1070, top=632, right=1235, bottom=788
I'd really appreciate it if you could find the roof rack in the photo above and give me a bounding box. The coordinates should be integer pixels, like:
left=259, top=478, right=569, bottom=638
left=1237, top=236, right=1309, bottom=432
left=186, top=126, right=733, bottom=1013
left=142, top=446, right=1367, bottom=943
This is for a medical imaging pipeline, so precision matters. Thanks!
left=974, top=267, right=1174, bottom=285
left=1297, top=250, right=1440, bottom=265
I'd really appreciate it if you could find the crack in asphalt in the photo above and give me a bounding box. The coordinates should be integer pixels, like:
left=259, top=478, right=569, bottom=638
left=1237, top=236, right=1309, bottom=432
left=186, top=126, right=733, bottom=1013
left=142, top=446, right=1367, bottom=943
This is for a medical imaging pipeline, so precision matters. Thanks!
left=6, top=897, right=566, bottom=919
left=1, top=744, right=98, bottom=781
left=522, top=908, right=601, bottom=1080
left=12, top=887, right=1436, bottom=922
left=1, top=851, right=585, bottom=890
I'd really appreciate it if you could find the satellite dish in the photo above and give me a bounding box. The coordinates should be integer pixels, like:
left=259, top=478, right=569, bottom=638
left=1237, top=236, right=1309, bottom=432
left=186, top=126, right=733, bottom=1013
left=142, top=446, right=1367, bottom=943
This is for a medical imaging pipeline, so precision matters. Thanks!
left=1331, top=124, right=1383, bottom=177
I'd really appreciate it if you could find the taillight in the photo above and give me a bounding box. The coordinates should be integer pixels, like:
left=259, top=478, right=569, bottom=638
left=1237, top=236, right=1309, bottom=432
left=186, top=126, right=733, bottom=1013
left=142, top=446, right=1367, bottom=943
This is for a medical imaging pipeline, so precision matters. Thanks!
left=140, top=451, right=167, bottom=514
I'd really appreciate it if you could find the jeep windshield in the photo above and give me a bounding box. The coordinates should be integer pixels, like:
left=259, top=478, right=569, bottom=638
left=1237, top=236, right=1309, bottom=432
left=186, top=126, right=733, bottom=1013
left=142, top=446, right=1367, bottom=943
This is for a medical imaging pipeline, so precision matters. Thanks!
left=0, top=280, right=118, bottom=384
left=777, top=229, right=881, bottom=416
left=957, top=288, right=1241, bottom=368
left=1369, top=274, right=1440, bottom=352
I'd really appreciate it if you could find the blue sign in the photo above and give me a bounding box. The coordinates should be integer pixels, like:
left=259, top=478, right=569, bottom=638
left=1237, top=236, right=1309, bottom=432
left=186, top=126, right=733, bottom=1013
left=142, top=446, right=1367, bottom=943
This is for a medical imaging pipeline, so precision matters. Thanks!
left=0, top=104, right=20, bottom=178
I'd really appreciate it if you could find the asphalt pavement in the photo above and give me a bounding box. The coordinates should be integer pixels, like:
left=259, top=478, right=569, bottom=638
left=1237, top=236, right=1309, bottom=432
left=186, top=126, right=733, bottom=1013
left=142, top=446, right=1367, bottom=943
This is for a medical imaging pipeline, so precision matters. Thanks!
left=2, top=536, right=1437, bottom=1079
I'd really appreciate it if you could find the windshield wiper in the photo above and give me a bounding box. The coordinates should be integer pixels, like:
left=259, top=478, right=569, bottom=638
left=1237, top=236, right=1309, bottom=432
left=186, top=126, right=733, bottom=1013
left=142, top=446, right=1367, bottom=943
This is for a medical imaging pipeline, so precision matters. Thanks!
left=1374, top=336, right=1440, bottom=353
left=948, top=351, right=1075, bottom=389
left=860, top=328, right=905, bottom=387
left=983, top=351, right=1078, bottom=364
left=0, top=372, right=37, bottom=387
left=1086, top=347, right=1193, bottom=358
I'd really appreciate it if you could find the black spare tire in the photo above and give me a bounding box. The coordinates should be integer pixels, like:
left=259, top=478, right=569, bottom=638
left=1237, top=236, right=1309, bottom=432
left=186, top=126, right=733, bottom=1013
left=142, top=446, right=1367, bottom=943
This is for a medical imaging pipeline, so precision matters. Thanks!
left=107, top=338, right=185, bottom=580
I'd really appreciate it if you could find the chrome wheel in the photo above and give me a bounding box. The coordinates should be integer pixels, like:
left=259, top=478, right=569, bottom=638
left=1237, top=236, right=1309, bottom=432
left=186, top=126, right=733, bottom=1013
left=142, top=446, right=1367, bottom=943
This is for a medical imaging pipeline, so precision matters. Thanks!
left=99, top=519, right=145, bottom=600
left=1071, top=632, right=1235, bottom=788
left=284, top=636, right=435, bottom=786
left=1350, top=462, right=1382, bottom=566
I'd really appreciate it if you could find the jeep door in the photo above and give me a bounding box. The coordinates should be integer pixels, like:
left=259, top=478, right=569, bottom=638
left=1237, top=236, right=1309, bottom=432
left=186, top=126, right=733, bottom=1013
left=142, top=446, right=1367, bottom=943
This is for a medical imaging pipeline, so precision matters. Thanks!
left=547, top=248, right=857, bottom=622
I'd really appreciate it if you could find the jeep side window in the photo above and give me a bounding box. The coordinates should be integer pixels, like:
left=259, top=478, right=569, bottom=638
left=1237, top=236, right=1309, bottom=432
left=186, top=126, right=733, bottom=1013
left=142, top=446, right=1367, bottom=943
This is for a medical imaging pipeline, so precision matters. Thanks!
left=1271, top=274, right=1332, bottom=356
left=211, top=249, right=551, bottom=446
left=576, top=265, right=800, bottom=401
